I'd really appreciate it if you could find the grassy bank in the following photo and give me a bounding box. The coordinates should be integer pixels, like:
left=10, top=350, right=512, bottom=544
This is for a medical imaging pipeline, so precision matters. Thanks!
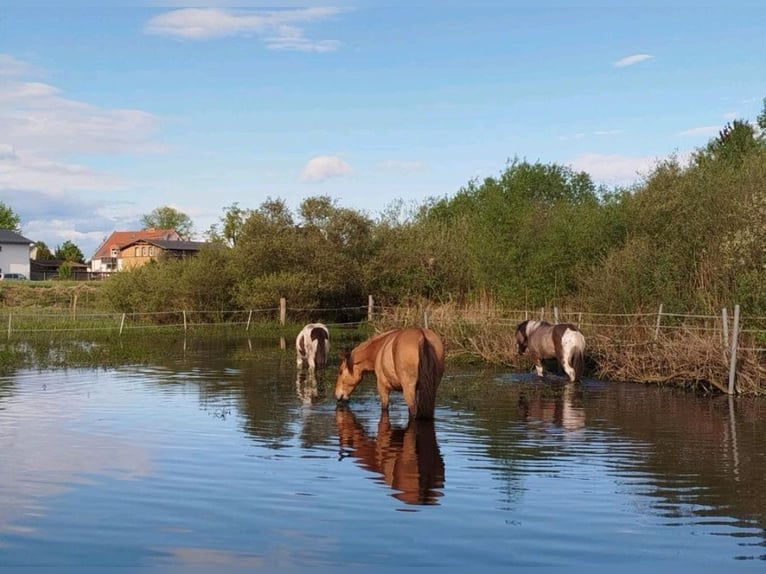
left=1, top=283, right=764, bottom=395
left=0, top=281, right=101, bottom=310
left=371, top=302, right=766, bottom=396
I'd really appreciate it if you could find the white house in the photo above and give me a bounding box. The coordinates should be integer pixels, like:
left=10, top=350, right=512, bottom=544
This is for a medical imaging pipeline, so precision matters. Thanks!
left=0, top=229, right=33, bottom=278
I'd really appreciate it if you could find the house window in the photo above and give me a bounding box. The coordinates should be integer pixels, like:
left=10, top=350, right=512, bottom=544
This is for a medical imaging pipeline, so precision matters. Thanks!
left=149, top=246, right=154, bottom=256
left=135, top=247, right=140, bottom=256
left=142, top=246, right=147, bottom=256
left=110, top=247, right=118, bottom=257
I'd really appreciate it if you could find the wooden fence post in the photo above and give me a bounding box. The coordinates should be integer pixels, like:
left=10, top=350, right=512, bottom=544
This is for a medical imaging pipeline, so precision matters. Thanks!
left=119, top=313, right=126, bottom=336
left=280, top=298, right=286, bottom=326
left=246, top=309, right=253, bottom=331
left=721, top=308, right=729, bottom=348
left=554, top=306, right=559, bottom=323
left=423, top=310, right=429, bottom=329
left=183, top=310, right=187, bottom=332
left=654, top=304, right=663, bottom=340
left=539, top=307, right=545, bottom=320
left=368, top=295, right=374, bottom=322
left=727, top=304, right=740, bottom=395
left=7, top=313, right=11, bottom=340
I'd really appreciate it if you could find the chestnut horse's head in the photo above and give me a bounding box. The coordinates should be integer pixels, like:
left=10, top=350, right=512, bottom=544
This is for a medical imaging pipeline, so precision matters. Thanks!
left=335, top=350, right=362, bottom=402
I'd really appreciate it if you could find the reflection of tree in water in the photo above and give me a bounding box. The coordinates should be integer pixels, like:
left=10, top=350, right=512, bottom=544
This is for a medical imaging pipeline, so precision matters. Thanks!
left=127, top=335, right=308, bottom=448
left=0, top=378, right=16, bottom=403
left=336, top=405, right=445, bottom=506
left=28, top=334, right=765, bottom=542
left=459, top=379, right=588, bottom=510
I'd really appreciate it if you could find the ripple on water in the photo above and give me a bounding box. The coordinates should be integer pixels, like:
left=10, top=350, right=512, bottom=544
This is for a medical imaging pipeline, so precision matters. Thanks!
left=1, top=366, right=765, bottom=566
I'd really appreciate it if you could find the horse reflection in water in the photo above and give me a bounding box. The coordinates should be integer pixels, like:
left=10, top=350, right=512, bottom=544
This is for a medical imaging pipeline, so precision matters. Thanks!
left=296, top=369, right=320, bottom=407
left=336, top=406, right=445, bottom=506
left=517, top=383, right=585, bottom=432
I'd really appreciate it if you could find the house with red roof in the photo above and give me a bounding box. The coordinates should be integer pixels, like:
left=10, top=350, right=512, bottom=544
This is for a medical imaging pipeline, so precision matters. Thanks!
left=89, top=229, right=181, bottom=273
left=119, top=238, right=209, bottom=270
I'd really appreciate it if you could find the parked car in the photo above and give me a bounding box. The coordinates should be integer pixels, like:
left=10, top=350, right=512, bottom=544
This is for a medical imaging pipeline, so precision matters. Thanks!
left=0, top=273, right=28, bottom=280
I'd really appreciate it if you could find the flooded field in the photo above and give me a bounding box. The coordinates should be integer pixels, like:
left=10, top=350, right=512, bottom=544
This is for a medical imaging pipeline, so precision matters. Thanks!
left=1, top=336, right=765, bottom=567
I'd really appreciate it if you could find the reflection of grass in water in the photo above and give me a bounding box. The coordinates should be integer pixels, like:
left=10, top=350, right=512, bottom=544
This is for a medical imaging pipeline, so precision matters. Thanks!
left=0, top=322, right=372, bottom=373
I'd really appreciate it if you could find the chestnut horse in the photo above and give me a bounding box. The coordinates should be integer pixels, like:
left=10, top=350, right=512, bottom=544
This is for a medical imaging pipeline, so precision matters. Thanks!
left=515, top=320, right=585, bottom=383
left=296, top=322, right=330, bottom=370
left=335, top=327, right=445, bottom=419
left=335, top=406, right=444, bottom=505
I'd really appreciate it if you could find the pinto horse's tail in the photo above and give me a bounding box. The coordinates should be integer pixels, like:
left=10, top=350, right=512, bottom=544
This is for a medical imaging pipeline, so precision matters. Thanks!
left=415, top=334, right=440, bottom=419
left=570, top=331, right=586, bottom=381
left=311, top=326, right=329, bottom=369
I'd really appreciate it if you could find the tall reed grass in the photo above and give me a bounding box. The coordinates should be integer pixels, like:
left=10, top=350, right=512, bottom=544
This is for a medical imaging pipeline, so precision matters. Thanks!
left=371, top=301, right=766, bottom=396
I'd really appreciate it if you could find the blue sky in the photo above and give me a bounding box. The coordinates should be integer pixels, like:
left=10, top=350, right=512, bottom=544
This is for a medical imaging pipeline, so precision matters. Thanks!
left=1, top=1, right=764, bottom=259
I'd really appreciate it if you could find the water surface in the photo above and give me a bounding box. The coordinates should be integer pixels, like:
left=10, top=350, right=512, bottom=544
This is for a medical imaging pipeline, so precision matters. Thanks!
left=1, top=337, right=764, bottom=567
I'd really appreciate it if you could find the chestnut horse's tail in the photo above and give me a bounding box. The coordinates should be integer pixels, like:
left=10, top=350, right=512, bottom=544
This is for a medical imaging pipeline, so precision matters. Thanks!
left=415, top=334, right=440, bottom=419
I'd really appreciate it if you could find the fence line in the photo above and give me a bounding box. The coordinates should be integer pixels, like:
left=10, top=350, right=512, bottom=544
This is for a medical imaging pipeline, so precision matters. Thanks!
left=2, top=299, right=764, bottom=393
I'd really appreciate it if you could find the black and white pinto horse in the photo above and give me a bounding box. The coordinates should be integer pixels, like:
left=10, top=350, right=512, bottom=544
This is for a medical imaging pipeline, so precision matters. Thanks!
left=514, top=320, right=586, bottom=383
left=296, top=323, right=330, bottom=370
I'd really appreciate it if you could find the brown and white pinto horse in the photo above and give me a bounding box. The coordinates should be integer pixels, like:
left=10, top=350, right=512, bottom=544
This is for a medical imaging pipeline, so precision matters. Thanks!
left=515, top=320, right=585, bottom=383
left=296, top=323, right=330, bottom=370
left=335, top=327, right=445, bottom=420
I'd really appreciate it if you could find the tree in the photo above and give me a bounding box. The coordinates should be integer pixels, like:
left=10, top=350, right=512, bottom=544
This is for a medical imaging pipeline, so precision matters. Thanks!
left=422, top=158, right=605, bottom=303
left=206, top=202, right=251, bottom=247
left=141, top=206, right=194, bottom=240
left=695, top=119, right=764, bottom=165
left=33, top=241, right=54, bottom=260
left=54, top=240, right=85, bottom=263
left=0, top=201, right=21, bottom=232
left=757, top=97, right=766, bottom=134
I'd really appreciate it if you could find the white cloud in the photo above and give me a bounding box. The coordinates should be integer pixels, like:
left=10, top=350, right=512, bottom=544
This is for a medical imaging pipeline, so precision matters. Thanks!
left=0, top=54, right=32, bottom=77
left=594, top=129, right=623, bottom=136
left=558, top=132, right=586, bottom=142
left=568, top=153, right=664, bottom=185
left=144, top=7, right=343, bottom=52
left=0, top=60, right=163, bottom=155
left=558, top=130, right=622, bottom=142
left=614, top=54, right=653, bottom=68
left=678, top=125, right=720, bottom=138
left=0, top=150, right=121, bottom=193
left=379, top=160, right=426, bottom=172
left=300, top=155, right=352, bottom=182
left=0, top=143, right=17, bottom=160
left=0, top=54, right=166, bottom=258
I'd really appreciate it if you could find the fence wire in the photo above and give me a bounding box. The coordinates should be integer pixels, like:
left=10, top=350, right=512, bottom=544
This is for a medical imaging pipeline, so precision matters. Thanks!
left=1, top=304, right=764, bottom=353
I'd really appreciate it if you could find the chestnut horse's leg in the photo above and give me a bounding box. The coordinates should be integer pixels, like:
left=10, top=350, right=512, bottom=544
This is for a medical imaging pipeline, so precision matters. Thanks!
left=534, top=359, right=545, bottom=377
left=402, top=379, right=417, bottom=418
left=377, top=378, right=391, bottom=411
